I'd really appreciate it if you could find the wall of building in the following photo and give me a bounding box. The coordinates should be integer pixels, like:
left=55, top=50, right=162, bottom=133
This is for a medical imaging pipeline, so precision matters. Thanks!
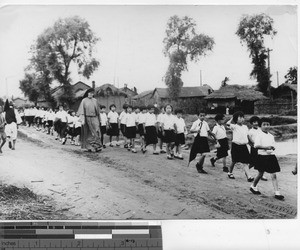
left=254, top=98, right=297, bottom=115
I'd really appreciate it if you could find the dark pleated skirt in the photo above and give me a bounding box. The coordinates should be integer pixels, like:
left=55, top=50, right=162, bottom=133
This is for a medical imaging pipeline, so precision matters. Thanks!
left=164, top=130, right=176, bottom=143
left=175, top=133, right=185, bottom=146
left=254, top=154, right=280, bottom=173
left=107, top=123, right=119, bottom=136
left=126, top=126, right=136, bottom=139
left=231, top=143, right=250, bottom=163
left=216, top=138, right=229, bottom=159
left=145, top=126, right=158, bottom=145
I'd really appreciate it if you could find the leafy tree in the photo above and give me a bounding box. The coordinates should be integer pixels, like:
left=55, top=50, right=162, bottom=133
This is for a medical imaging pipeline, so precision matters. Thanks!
left=236, top=13, right=277, bottom=96
left=24, top=16, right=100, bottom=106
left=19, top=73, right=40, bottom=105
left=0, top=97, right=4, bottom=107
left=284, top=66, right=297, bottom=84
left=163, top=15, right=214, bottom=99
left=221, top=77, right=230, bottom=87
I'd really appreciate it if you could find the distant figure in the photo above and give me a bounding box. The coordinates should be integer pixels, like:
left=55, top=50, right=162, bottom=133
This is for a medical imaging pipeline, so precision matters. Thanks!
left=77, top=88, right=102, bottom=152
left=3, top=100, right=22, bottom=150
left=0, top=105, right=6, bottom=154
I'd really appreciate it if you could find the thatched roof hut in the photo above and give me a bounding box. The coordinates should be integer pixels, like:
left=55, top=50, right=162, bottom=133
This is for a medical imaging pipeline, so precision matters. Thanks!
left=205, top=84, right=267, bottom=101
left=94, top=83, right=128, bottom=97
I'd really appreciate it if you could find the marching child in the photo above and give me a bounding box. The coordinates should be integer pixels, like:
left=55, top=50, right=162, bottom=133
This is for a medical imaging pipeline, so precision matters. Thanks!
left=157, top=106, right=166, bottom=153
left=174, top=109, right=187, bottom=160
left=188, top=110, right=215, bottom=174
left=250, top=117, right=284, bottom=200
left=137, top=106, right=147, bottom=152
left=99, top=105, right=108, bottom=148
left=248, top=116, right=267, bottom=181
left=74, top=113, right=82, bottom=146
left=143, top=105, right=159, bottom=154
left=55, top=105, right=69, bottom=144
left=161, top=104, right=177, bottom=160
left=0, top=106, right=6, bottom=154
left=67, top=110, right=77, bottom=144
left=119, top=104, right=129, bottom=148
left=226, top=111, right=252, bottom=180
left=125, top=105, right=138, bottom=153
left=210, top=113, right=229, bottom=172
left=45, top=108, right=55, bottom=135
left=107, top=104, right=120, bottom=147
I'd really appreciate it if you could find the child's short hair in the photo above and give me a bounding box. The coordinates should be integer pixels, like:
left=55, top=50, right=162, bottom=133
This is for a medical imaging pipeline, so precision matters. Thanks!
left=147, top=104, right=155, bottom=110
left=109, top=104, right=116, bottom=109
left=259, top=117, right=271, bottom=126
left=122, top=104, right=128, bottom=109
left=165, top=104, right=173, bottom=111
left=140, top=106, right=146, bottom=111
left=100, top=105, right=106, bottom=109
left=134, top=106, right=140, bottom=110
left=249, top=116, right=260, bottom=124
left=174, top=109, right=183, bottom=115
left=215, top=113, right=224, bottom=121
left=232, top=111, right=244, bottom=123
left=68, top=110, right=74, bottom=115
left=198, top=109, right=206, bottom=115
left=160, top=106, right=165, bottom=111
left=127, top=105, right=133, bottom=109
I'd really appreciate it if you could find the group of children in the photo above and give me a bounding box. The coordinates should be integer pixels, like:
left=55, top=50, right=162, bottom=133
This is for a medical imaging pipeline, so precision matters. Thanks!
left=2, top=102, right=292, bottom=201
left=189, top=110, right=286, bottom=200
left=99, top=103, right=187, bottom=159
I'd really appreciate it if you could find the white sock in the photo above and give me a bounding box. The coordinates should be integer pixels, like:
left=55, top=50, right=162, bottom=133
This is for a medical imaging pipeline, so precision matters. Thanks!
left=251, top=185, right=258, bottom=191
left=275, top=191, right=281, bottom=195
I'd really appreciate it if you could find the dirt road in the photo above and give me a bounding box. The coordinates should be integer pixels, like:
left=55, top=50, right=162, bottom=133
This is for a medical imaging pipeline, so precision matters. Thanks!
left=0, top=126, right=297, bottom=219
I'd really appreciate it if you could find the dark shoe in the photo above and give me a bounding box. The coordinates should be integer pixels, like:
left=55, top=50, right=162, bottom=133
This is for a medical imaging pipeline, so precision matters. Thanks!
left=110, top=143, right=113, bottom=147
left=275, top=194, right=284, bottom=200
left=261, top=176, right=268, bottom=181
left=160, top=150, right=166, bottom=154
left=167, top=154, right=173, bottom=160
left=250, top=187, right=261, bottom=195
left=247, top=177, right=254, bottom=182
left=103, top=145, right=106, bottom=149
left=223, top=167, right=229, bottom=173
left=62, top=138, right=67, bottom=145
left=228, top=173, right=235, bottom=179
left=8, top=141, right=12, bottom=149
left=210, top=158, right=216, bottom=167
left=142, top=148, right=147, bottom=154
left=124, top=143, right=128, bottom=148
left=198, top=169, right=208, bottom=174
left=292, top=170, right=297, bottom=175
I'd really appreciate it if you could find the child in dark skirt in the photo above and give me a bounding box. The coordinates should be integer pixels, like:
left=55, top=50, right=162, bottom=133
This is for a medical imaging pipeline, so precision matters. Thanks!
left=210, top=114, right=229, bottom=172
left=143, top=105, right=159, bottom=154
left=174, top=109, right=187, bottom=160
left=161, top=104, right=177, bottom=159
left=119, top=104, right=128, bottom=148
left=125, top=105, right=138, bottom=153
left=188, top=110, right=215, bottom=174
left=248, top=116, right=268, bottom=181
left=107, top=104, right=120, bottom=147
left=226, top=111, right=253, bottom=181
left=157, top=106, right=166, bottom=153
left=250, top=117, right=284, bottom=200
left=99, top=105, right=108, bottom=148
left=137, top=106, right=147, bottom=152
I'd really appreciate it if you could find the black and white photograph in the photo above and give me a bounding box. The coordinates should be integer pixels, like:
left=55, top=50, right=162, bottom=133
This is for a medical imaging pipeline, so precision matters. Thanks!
left=0, top=1, right=297, bottom=228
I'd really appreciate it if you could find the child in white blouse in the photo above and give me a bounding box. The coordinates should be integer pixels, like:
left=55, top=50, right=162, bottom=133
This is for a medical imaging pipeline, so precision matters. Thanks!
left=250, top=117, right=284, bottom=200
left=174, top=109, right=187, bottom=160
left=107, top=104, right=120, bottom=147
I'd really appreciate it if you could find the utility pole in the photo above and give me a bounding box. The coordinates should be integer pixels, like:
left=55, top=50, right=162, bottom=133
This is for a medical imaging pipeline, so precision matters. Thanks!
left=267, top=48, right=273, bottom=98
left=200, top=70, right=202, bottom=87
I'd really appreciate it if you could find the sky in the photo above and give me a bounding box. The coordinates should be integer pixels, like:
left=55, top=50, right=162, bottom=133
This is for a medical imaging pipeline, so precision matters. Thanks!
left=0, top=3, right=297, bottom=98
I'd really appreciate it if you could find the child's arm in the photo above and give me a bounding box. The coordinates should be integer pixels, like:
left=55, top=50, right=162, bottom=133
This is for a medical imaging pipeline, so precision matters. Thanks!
left=226, top=117, right=233, bottom=128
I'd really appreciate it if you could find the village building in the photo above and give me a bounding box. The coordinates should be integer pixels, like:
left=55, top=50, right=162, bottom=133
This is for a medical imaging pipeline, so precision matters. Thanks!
left=12, top=97, right=34, bottom=108
left=94, top=83, right=129, bottom=112
left=149, top=84, right=213, bottom=114
left=205, top=84, right=267, bottom=114
left=255, top=83, right=297, bottom=115
left=131, top=90, right=153, bottom=107
left=119, top=84, right=138, bottom=98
